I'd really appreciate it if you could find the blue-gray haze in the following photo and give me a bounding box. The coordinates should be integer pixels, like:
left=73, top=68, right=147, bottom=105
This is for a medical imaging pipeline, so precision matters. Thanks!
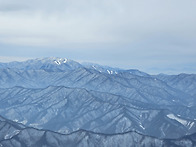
left=0, top=0, right=196, bottom=74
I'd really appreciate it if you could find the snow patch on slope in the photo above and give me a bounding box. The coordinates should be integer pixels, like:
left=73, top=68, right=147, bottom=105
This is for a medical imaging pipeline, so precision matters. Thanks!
left=167, top=114, right=187, bottom=126
left=140, top=124, right=145, bottom=130
left=4, top=130, right=20, bottom=139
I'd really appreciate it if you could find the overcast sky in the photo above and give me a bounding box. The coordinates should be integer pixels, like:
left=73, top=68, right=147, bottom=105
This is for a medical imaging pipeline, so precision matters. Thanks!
left=0, top=0, right=196, bottom=74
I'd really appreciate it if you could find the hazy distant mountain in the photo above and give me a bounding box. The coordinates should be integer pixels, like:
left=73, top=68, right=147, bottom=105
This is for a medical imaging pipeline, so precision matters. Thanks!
left=0, top=57, right=82, bottom=71
left=156, top=74, right=196, bottom=97
left=82, top=62, right=150, bottom=77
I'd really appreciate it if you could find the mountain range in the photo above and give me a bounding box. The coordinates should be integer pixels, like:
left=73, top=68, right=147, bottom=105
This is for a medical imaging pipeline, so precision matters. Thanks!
left=1, top=115, right=196, bottom=147
left=0, top=57, right=196, bottom=146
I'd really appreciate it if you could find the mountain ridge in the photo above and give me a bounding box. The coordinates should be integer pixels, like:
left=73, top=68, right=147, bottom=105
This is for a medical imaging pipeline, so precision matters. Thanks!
left=1, top=115, right=196, bottom=147
left=0, top=85, right=195, bottom=139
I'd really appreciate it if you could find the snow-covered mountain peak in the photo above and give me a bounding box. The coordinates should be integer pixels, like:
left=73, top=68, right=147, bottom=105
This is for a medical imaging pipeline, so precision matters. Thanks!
left=33, top=57, right=68, bottom=64
left=39, top=57, right=68, bottom=65
left=0, top=57, right=83, bottom=71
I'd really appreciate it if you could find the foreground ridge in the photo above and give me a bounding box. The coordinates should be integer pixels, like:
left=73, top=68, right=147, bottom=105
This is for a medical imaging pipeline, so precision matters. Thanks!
left=0, top=115, right=196, bottom=147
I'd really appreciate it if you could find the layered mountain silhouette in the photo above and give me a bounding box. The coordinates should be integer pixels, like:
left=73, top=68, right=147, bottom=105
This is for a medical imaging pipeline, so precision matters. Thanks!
left=1, top=115, right=196, bottom=147
left=0, top=57, right=196, bottom=146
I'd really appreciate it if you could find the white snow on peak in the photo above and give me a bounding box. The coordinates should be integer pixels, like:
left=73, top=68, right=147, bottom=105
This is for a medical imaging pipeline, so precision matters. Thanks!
left=106, top=70, right=115, bottom=74
left=167, top=114, right=187, bottom=126
left=63, top=58, right=68, bottom=63
left=92, top=65, right=96, bottom=69
left=54, top=58, right=68, bottom=65
left=54, top=61, right=60, bottom=65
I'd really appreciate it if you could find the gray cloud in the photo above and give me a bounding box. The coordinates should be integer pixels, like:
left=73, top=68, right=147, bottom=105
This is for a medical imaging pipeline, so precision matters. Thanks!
left=0, top=0, right=195, bottom=74
left=0, top=4, right=28, bottom=12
